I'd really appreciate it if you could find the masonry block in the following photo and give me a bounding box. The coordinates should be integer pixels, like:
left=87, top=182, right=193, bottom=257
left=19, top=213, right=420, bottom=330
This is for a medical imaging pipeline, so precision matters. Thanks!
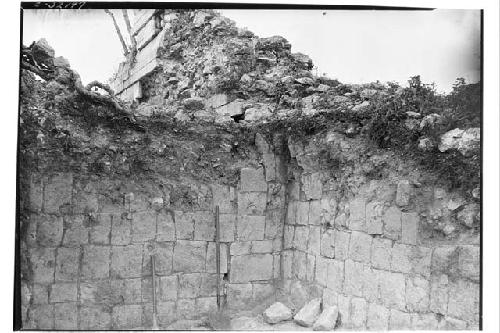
left=366, top=201, right=383, bottom=234
left=110, top=244, right=143, bottom=278
left=350, top=297, right=367, bottom=330
left=337, top=294, right=351, bottom=328
left=348, top=231, right=372, bottom=263
left=377, top=270, right=406, bottom=311
left=237, top=192, right=267, bottom=215
left=177, top=298, right=197, bottom=319
left=111, top=216, right=131, bottom=245
left=286, top=201, right=297, bottom=225
left=315, top=256, right=328, bottom=286
left=211, top=184, right=236, bottom=214
left=439, top=316, right=468, bottom=330
left=343, top=259, right=364, bottom=297
left=429, top=274, right=449, bottom=314
left=308, top=200, right=321, bottom=225
left=395, top=180, right=411, bottom=207
left=43, top=173, right=73, bottom=213
left=49, top=282, right=77, bottom=303
left=458, top=245, right=480, bottom=281
left=159, top=275, right=178, bottom=301
left=431, top=246, right=459, bottom=275
left=175, top=211, right=195, bottom=240
left=230, top=241, right=252, bottom=255
left=148, top=242, right=174, bottom=275
left=63, top=215, right=89, bottom=246
left=320, top=228, right=335, bottom=258
left=293, top=226, right=309, bottom=252
left=361, top=265, right=379, bottom=303
left=366, top=302, right=389, bottom=331
left=112, top=304, right=143, bottom=329
left=54, top=302, right=77, bottom=330
left=206, top=242, right=228, bottom=273
left=240, top=167, right=267, bottom=192
left=173, top=240, right=206, bottom=273
left=231, top=254, right=273, bottom=282
left=411, top=313, right=439, bottom=330
left=401, top=212, right=419, bottom=245
left=55, top=247, right=80, bottom=282
left=193, top=211, right=216, bottom=241
left=36, top=215, right=64, bottom=247
left=308, top=226, right=321, bottom=255
left=306, top=253, right=316, bottom=281
left=334, top=229, right=350, bottom=260
left=383, top=206, right=402, bottom=240
left=283, top=225, right=294, bottom=249
left=157, top=301, right=176, bottom=326
left=110, top=278, right=142, bottom=304
left=389, top=309, right=411, bottom=330
left=29, top=175, right=43, bottom=212
left=219, top=214, right=236, bottom=242
left=264, top=209, right=281, bottom=240
left=179, top=273, right=202, bottom=298
left=282, top=250, right=293, bottom=279
left=391, top=244, right=431, bottom=277
left=405, top=275, right=430, bottom=312
left=30, top=304, right=54, bottom=329
left=322, top=288, right=338, bottom=307
left=199, top=274, right=223, bottom=297
left=296, top=201, right=310, bottom=225
left=82, top=245, right=110, bottom=280
left=293, top=251, right=308, bottom=280
left=252, top=240, right=273, bottom=253
left=369, top=239, right=390, bottom=272
left=348, top=197, right=365, bottom=231
left=32, top=284, right=49, bottom=304
left=157, top=210, right=175, bottom=241
left=301, top=172, right=322, bottom=200
left=327, top=259, right=344, bottom=293
left=447, top=279, right=480, bottom=323
left=30, top=248, right=56, bottom=284
left=79, top=305, right=112, bottom=330
left=227, top=283, right=253, bottom=309
left=237, top=215, right=265, bottom=241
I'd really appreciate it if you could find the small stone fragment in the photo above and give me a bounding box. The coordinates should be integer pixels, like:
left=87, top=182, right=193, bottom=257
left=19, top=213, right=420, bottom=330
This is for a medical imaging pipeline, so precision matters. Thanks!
left=313, top=305, right=339, bottom=331
left=294, top=298, right=322, bottom=327
left=263, top=302, right=293, bottom=324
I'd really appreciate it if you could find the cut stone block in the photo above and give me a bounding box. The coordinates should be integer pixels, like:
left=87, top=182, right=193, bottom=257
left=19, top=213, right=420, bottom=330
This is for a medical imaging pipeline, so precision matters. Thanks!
left=112, top=304, right=142, bottom=329
left=193, top=211, right=216, bottom=241
left=350, top=297, right=367, bottom=330
left=173, top=240, right=206, bottom=273
left=301, top=173, right=322, bottom=200
left=348, top=197, right=366, bottom=231
left=30, top=247, right=56, bottom=284
left=179, top=273, right=202, bottom=298
left=231, top=254, right=273, bottom=282
left=159, top=275, right=178, bottom=301
left=315, top=256, right=328, bottom=286
left=237, top=215, right=266, bottom=241
left=293, top=226, right=309, bottom=252
left=110, top=244, right=143, bottom=278
left=263, top=302, right=293, bottom=324
left=156, top=210, right=175, bottom=241
left=54, top=302, right=77, bottom=330
left=36, top=215, right=64, bottom=247
left=366, top=302, right=389, bottom=331
left=405, top=275, right=430, bottom=312
left=49, top=283, right=77, bottom=303
left=63, top=215, right=89, bottom=246
left=401, top=212, right=419, bottom=245
left=365, top=201, right=383, bottom=234
left=43, top=173, right=73, bottom=213
left=219, top=214, right=236, bottom=242
left=334, top=230, right=350, bottom=260
left=294, top=298, right=322, bottom=327
left=429, top=274, right=449, bottom=314
left=308, top=200, right=321, bottom=225
left=175, top=211, right=195, bottom=240
left=296, top=201, right=310, bottom=225
left=458, top=245, right=480, bottom=281
left=211, top=184, right=236, bottom=214
left=237, top=192, right=267, bottom=215
left=82, top=245, right=110, bottom=280
left=348, top=231, right=372, bottom=263
left=383, top=206, right=402, bottom=240
left=206, top=242, right=228, bottom=273
left=447, top=279, right=480, bottom=323
left=240, top=167, right=267, bottom=192
left=79, top=305, right=112, bottom=330
left=389, top=309, right=411, bottom=330
left=371, top=237, right=392, bottom=270
left=377, top=270, right=406, bottom=311
left=327, top=259, right=344, bottom=293
left=55, top=247, right=80, bottom=282
left=395, top=180, right=411, bottom=207
left=230, top=241, right=252, bottom=255
left=313, top=305, right=338, bottom=331
left=320, top=228, right=335, bottom=258
left=308, top=226, right=321, bottom=255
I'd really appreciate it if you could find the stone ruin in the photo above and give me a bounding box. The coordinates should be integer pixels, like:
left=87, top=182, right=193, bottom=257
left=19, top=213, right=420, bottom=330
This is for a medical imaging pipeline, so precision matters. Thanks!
left=18, top=9, right=480, bottom=330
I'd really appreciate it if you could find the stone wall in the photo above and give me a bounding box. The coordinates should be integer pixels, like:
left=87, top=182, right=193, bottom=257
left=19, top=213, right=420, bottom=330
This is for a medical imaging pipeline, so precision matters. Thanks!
left=279, top=130, right=480, bottom=330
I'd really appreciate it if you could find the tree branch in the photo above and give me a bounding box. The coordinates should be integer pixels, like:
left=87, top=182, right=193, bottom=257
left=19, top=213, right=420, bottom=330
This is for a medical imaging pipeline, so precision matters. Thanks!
left=105, top=9, right=129, bottom=57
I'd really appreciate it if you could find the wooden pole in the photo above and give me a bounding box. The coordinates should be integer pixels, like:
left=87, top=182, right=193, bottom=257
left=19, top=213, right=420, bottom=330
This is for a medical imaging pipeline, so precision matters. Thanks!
left=215, top=205, right=221, bottom=309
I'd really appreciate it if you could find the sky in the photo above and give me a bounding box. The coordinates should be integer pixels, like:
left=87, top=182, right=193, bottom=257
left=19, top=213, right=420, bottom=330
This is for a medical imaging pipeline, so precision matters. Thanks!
left=22, top=8, right=481, bottom=93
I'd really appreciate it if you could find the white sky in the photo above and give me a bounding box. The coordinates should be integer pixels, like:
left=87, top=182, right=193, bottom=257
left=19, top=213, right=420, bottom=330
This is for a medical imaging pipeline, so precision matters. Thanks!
left=22, top=8, right=480, bottom=93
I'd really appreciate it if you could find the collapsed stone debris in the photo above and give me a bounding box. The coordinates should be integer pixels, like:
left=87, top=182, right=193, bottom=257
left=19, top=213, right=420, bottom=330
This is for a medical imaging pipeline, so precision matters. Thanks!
left=18, top=8, right=480, bottom=331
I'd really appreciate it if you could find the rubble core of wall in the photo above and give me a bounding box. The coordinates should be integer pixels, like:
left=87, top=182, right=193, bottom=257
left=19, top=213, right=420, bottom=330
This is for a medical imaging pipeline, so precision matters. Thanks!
left=19, top=8, right=480, bottom=331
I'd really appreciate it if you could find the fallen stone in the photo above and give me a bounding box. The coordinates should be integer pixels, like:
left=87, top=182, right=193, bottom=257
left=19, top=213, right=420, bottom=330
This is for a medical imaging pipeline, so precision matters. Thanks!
left=294, top=298, right=322, bottom=327
left=183, top=97, right=205, bottom=111
left=438, top=127, right=480, bottom=156
left=263, top=302, right=293, bottom=324
left=312, top=305, right=339, bottom=331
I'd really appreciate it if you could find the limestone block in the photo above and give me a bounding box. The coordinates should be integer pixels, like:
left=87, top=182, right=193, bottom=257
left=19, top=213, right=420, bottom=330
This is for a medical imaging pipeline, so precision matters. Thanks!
left=111, top=216, right=131, bottom=245
left=240, top=167, right=267, bottom=192
left=447, top=279, right=479, bottom=323
left=334, top=229, right=350, bottom=260
left=175, top=211, right=195, bottom=240
left=230, top=241, right=252, bottom=255
left=216, top=100, right=245, bottom=117
left=313, top=305, right=339, bottom=331
left=206, top=94, right=229, bottom=109
left=32, top=284, right=49, bottom=304
left=308, top=226, right=321, bottom=255
left=199, top=274, right=223, bottom=297
left=252, top=240, right=273, bottom=253
left=79, top=305, right=112, bottom=330
left=458, top=245, right=480, bottom=281
left=30, top=304, right=54, bottom=329
left=411, top=313, right=439, bottom=330
left=110, top=244, right=143, bottom=278
left=308, top=200, right=321, bottom=225
left=431, top=246, right=459, bottom=275
left=43, top=173, right=73, bottom=213
left=112, top=304, right=142, bottom=329
left=366, top=201, right=384, bottom=234
left=264, top=209, right=282, bottom=240
left=405, top=275, right=430, bottom=312
left=294, top=298, right=321, bottom=327
left=306, top=254, right=316, bottom=281
left=301, top=173, right=323, bottom=200
left=389, top=309, right=411, bottom=330
left=211, top=184, right=236, bottom=214
left=227, top=283, right=253, bottom=309
left=322, top=288, right=338, bottom=307
left=361, top=265, right=379, bottom=303
left=148, top=242, right=173, bottom=275
left=430, top=274, right=449, bottom=314
left=438, top=316, right=468, bottom=330
left=348, top=231, right=372, bottom=263
left=348, top=197, right=366, bottom=231
left=176, top=298, right=197, bottom=319
left=179, top=273, right=202, bottom=298
left=231, top=254, right=273, bottom=282
left=293, top=251, right=308, bottom=280
left=315, top=256, right=328, bottom=286
left=173, top=240, right=206, bottom=273
left=196, top=297, right=217, bottom=315
left=343, top=259, right=364, bottom=297
left=49, top=282, right=77, bottom=303
left=337, top=294, right=351, bottom=327
left=286, top=201, right=297, bottom=225
left=90, top=214, right=111, bottom=244
left=350, top=297, right=367, bottom=330
left=395, top=180, right=411, bottom=206
left=109, top=279, right=142, bottom=304
left=293, top=226, right=309, bottom=252
left=63, top=215, right=89, bottom=246
left=377, top=270, right=406, bottom=311
left=29, top=176, right=43, bottom=212
left=284, top=225, right=294, bottom=249
left=282, top=251, right=293, bottom=279
left=296, top=201, right=310, bottom=225
left=219, top=214, right=236, bottom=242
left=401, top=212, right=419, bottom=245
left=320, top=228, right=335, bottom=258
left=371, top=237, right=392, bottom=270
left=206, top=242, right=228, bottom=273
left=238, top=192, right=267, bottom=215
left=82, top=245, right=110, bottom=280
left=327, top=259, right=344, bottom=293
left=55, top=247, right=80, bottom=282
left=263, top=302, right=293, bottom=324
left=366, top=302, right=389, bottom=331
left=72, top=182, right=99, bottom=214
left=237, top=215, right=265, bottom=241
left=54, top=302, right=77, bottom=330
left=156, top=210, right=175, bottom=241
left=36, top=215, right=63, bottom=247
left=159, top=275, right=178, bottom=301
left=193, top=211, right=216, bottom=241
left=383, top=206, right=402, bottom=240
left=30, top=247, right=56, bottom=284
left=157, top=301, right=176, bottom=326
